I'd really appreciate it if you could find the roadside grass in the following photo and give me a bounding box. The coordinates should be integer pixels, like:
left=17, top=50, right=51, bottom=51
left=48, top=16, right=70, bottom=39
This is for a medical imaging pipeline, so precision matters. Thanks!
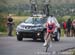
left=12, top=16, right=28, bottom=26
left=0, top=32, right=7, bottom=36
left=61, top=49, right=75, bottom=55
left=73, top=51, right=75, bottom=55
left=0, top=16, right=28, bottom=36
left=71, top=49, right=75, bottom=55
left=72, top=49, right=75, bottom=55
left=61, top=29, right=64, bottom=37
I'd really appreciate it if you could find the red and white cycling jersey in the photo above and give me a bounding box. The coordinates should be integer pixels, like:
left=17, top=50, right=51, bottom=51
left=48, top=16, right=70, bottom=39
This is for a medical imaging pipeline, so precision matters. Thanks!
left=46, top=22, right=55, bottom=33
left=46, top=16, right=60, bottom=33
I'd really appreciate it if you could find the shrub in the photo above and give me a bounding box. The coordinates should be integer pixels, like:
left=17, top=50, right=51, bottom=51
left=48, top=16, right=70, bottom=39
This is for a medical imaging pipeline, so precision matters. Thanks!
left=0, top=14, right=7, bottom=32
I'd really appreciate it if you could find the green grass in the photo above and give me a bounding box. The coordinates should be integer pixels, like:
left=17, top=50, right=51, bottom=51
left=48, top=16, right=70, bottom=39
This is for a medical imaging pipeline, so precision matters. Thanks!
left=0, top=32, right=7, bottom=36
left=12, top=16, right=28, bottom=26
left=61, top=29, right=64, bottom=37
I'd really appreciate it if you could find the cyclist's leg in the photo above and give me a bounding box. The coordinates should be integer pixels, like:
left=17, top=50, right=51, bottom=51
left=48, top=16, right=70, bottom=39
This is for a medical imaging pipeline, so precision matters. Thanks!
left=43, top=32, right=50, bottom=46
left=43, top=32, right=52, bottom=47
left=47, top=33, right=51, bottom=43
left=47, top=33, right=52, bottom=47
left=44, top=32, right=49, bottom=40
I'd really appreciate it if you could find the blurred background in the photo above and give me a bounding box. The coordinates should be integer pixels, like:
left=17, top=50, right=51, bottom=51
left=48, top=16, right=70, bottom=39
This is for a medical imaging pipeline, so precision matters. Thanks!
left=0, top=0, right=75, bottom=36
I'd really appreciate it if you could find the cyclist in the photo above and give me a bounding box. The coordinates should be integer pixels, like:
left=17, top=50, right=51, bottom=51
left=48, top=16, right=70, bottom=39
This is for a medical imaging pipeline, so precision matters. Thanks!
left=71, top=19, right=75, bottom=37
left=63, top=21, right=67, bottom=37
left=43, top=15, right=60, bottom=47
left=66, top=18, right=72, bottom=37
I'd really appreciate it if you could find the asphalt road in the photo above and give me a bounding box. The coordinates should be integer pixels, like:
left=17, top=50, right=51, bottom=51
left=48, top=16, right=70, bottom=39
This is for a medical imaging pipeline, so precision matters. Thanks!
left=0, top=36, right=75, bottom=55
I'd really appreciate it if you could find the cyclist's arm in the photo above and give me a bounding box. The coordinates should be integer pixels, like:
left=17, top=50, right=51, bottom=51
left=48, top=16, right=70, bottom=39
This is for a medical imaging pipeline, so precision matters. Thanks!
left=54, top=17, right=60, bottom=28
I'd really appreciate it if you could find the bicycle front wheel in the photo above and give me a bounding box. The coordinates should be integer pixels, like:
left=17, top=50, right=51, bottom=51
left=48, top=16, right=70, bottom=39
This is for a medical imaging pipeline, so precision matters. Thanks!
left=46, top=43, right=49, bottom=52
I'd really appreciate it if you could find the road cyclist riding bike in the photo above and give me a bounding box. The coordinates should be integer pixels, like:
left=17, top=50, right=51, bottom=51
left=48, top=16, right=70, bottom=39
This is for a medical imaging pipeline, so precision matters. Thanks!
left=43, top=15, right=60, bottom=52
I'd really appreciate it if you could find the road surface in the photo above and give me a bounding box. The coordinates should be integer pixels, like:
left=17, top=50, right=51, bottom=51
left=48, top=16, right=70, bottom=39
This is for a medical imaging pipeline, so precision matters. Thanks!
left=0, top=36, right=75, bottom=55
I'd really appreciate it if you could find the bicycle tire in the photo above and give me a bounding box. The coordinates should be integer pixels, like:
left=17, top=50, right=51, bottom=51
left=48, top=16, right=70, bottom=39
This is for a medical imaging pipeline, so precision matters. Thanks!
left=46, top=44, right=49, bottom=52
left=45, top=34, right=52, bottom=52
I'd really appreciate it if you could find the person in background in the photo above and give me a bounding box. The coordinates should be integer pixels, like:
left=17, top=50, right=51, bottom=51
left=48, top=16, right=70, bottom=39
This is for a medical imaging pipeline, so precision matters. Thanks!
left=66, top=18, right=72, bottom=37
left=71, top=19, right=75, bottom=37
left=63, top=21, right=67, bottom=37
left=7, top=14, right=14, bottom=36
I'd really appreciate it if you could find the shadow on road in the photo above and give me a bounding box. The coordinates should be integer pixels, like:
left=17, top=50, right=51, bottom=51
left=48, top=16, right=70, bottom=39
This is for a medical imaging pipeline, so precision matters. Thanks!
left=22, top=39, right=44, bottom=43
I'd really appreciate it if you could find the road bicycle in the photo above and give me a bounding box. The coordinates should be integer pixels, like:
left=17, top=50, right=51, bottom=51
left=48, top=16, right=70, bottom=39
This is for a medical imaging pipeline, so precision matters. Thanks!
left=45, top=32, right=53, bottom=52
left=45, top=31, right=60, bottom=52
